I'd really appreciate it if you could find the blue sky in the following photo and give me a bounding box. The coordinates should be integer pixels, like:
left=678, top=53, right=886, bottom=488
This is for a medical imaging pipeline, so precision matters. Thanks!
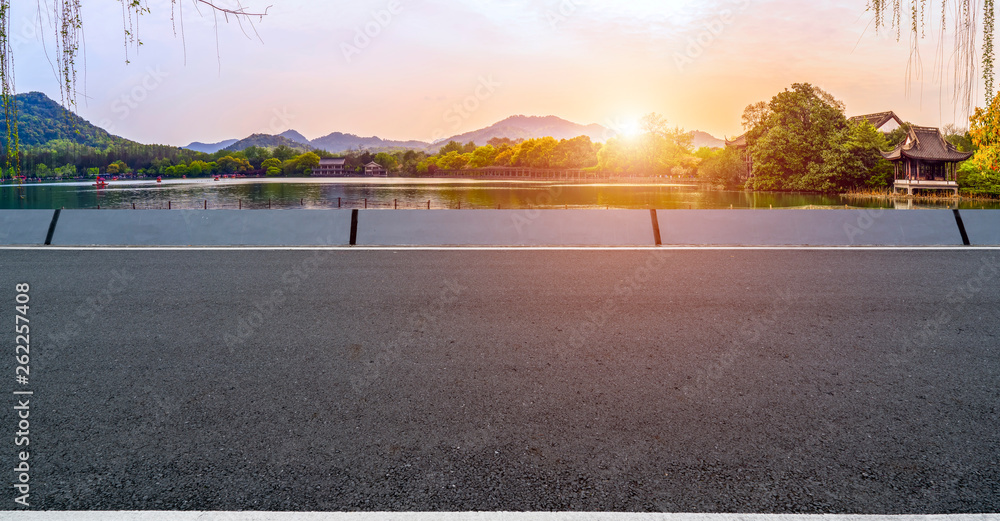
left=8, top=0, right=993, bottom=146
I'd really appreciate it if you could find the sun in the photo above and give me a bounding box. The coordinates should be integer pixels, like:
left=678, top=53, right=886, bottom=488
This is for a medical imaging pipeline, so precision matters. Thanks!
left=619, top=119, right=642, bottom=139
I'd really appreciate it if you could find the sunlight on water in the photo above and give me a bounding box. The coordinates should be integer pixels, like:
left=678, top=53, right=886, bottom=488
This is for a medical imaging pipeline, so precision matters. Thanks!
left=1, top=177, right=995, bottom=210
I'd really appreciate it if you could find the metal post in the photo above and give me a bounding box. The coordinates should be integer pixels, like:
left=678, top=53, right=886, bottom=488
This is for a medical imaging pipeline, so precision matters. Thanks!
left=204, top=200, right=207, bottom=210
left=268, top=198, right=271, bottom=209
left=239, top=199, right=242, bottom=210
left=427, top=200, right=431, bottom=209
left=132, top=202, right=135, bottom=210
left=364, top=198, right=367, bottom=209
left=338, top=197, right=342, bottom=208
left=168, top=201, right=171, bottom=210
left=394, top=199, right=397, bottom=209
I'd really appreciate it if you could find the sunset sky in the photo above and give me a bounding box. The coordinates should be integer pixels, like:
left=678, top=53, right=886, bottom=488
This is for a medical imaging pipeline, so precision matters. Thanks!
left=9, top=0, right=995, bottom=146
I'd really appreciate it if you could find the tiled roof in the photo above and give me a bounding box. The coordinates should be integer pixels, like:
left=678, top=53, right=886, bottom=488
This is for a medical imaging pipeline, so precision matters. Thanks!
left=849, top=111, right=904, bottom=130
left=882, top=126, right=974, bottom=162
left=725, top=134, right=747, bottom=148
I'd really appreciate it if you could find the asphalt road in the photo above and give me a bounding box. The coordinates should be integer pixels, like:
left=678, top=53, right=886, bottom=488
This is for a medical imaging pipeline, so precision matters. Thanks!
left=1, top=249, right=999, bottom=513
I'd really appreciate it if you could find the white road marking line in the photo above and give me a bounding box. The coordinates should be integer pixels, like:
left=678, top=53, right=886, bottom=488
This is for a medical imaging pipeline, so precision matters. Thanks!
left=2, top=246, right=1000, bottom=251
left=1, top=514, right=998, bottom=521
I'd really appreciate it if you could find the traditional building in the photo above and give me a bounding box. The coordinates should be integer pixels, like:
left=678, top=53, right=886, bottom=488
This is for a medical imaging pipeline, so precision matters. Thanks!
left=364, top=161, right=388, bottom=177
left=882, top=126, right=973, bottom=196
left=724, top=133, right=752, bottom=180
left=312, top=157, right=348, bottom=177
left=848, top=111, right=904, bottom=133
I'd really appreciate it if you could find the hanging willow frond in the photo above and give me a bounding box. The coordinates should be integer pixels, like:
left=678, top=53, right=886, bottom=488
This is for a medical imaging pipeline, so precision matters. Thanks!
left=0, top=0, right=18, bottom=179
left=0, top=0, right=269, bottom=176
left=870, top=0, right=997, bottom=110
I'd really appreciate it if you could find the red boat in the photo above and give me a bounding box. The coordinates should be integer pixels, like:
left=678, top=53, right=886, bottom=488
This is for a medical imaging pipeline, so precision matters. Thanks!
left=93, top=176, right=109, bottom=188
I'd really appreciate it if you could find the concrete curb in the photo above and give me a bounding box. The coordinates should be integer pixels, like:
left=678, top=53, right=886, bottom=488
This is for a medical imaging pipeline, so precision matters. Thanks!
left=357, top=210, right=655, bottom=246
left=48, top=210, right=353, bottom=246
left=0, top=209, right=995, bottom=247
left=0, top=210, right=57, bottom=245
left=656, top=209, right=966, bottom=246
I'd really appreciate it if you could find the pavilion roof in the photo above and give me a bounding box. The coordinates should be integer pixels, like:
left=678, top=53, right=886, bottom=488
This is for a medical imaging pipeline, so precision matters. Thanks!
left=881, top=126, right=974, bottom=162
left=725, top=134, right=747, bottom=148
left=848, top=111, right=904, bottom=130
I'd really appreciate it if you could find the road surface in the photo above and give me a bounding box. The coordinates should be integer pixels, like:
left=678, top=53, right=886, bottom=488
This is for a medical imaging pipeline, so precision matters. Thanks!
left=1, top=248, right=998, bottom=512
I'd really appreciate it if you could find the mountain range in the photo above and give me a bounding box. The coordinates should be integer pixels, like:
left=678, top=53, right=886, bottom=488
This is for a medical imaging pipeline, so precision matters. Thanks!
left=184, top=114, right=727, bottom=154
left=1, top=91, right=139, bottom=149
left=3, top=91, right=727, bottom=155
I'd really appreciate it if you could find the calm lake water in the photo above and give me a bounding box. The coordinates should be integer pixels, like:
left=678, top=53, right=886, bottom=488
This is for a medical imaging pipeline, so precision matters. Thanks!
left=1, top=177, right=997, bottom=210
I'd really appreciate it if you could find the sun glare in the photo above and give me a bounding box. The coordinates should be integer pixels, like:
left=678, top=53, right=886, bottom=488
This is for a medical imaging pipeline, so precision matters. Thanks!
left=619, top=120, right=642, bottom=139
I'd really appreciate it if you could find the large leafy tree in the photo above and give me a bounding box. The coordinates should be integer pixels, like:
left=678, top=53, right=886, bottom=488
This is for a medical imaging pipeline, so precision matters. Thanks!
left=747, top=83, right=891, bottom=192
left=965, top=89, right=1000, bottom=192
left=748, top=84, right=850, bottom=191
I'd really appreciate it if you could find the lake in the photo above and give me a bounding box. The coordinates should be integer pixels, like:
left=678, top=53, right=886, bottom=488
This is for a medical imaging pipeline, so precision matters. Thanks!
left=1, top=177, right=997, bottom=210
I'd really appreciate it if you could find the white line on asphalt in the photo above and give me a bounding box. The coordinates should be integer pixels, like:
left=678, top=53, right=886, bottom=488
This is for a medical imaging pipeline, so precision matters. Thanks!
left=3, top=246, right=1000, bottom=251
left=1, top=514, right=998, bottom=521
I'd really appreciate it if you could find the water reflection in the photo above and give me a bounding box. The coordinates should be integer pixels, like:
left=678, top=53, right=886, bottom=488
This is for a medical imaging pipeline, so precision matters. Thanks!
left=1, top=177, right=996, bottom=210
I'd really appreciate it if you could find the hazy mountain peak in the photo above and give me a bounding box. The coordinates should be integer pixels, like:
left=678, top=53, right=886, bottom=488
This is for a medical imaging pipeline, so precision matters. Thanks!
left=279, top=129, right=311, bottom=145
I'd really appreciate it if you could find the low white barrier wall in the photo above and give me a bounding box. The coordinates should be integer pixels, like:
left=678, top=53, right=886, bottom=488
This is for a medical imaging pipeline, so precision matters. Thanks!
left=357, top=210, right=656, bottom=246
left=0, top=209, right=994, bottom=246
left=656, top=209, right=966, bottom=246
left=0, top=210, right=57, bottom=245
left=48, top=210, right=354, bottom=246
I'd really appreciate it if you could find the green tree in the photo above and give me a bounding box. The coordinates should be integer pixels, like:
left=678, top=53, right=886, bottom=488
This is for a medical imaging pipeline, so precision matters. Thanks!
left=438, top=140, right=464, bottom=155
left=295, top=152, right=321, bottom=175
left=748, top=83, right=852, bottom=191
left=373, top=152, right=399, bottom=172
left=271, top=145, right=297, bottom=162
left=698, top=147, right=747, bottom=189
left=260, top=158, right=282, bottom=171
left=216, top=155, right=251, bottom=174
left=243, top=146, right=271, bottom=168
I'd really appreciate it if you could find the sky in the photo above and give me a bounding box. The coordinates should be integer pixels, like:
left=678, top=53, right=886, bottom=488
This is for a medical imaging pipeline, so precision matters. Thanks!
left=7, top=0, right=997, bottom=146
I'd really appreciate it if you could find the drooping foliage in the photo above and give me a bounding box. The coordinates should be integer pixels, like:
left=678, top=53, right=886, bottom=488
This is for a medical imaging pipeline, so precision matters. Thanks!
left=867, top=0, right=996, bottom=106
